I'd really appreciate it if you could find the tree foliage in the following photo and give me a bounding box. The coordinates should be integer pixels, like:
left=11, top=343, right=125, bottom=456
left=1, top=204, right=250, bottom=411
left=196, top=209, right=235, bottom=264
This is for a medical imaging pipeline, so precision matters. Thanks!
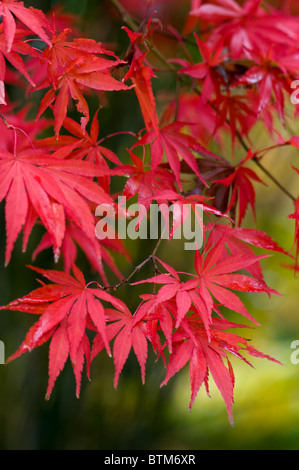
left=0, top=0, right=298, bottom=424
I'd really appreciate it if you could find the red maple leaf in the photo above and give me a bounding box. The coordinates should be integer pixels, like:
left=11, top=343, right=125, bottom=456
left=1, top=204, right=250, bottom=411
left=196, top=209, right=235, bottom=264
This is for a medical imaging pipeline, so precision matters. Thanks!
left=124, top=47, right=160, bottom=137
left=135, top=121, right=209, bottom=190
left=114, top=147, right=176, bottom=208
left=131, top=294, right=175, bottom=357
left=133, top=234, right=279, bottom=340
left=160, top=312, right=281, bottom=423
left=127, top=283, right=281, bottom=424
left=35, top=29, right=131, bottom=136
left=193, top=230, right=279, bottom=328
left=1, top=264, right=130, bottom=398
left=209, top=222, right=293, bottom=282
left=213, top=148, right=265, bottom=225
left=0, top=24, right=40, bottom=98
left=211, top=89, right=258, bottom=146
left=0, top=1, right=51, bottom=53
left=91, top=306, right=149, bottom=387
left=179, top=33, right=226, bottom=105
left=37, top=112, right=122, bottom=164
left=36, top=112, right=123, bottom=193
left=233, top=48, right=292, bottom=123
left=122, top=19, right=160, bottom=138
left=0, top=145, right=112, bottom=265
left=132, top=257, right=202, bottom=330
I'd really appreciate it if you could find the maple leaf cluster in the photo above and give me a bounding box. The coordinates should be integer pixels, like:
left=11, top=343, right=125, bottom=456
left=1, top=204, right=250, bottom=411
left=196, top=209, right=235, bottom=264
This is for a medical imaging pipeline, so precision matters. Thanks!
left=0, top=0, right=298, bottom=424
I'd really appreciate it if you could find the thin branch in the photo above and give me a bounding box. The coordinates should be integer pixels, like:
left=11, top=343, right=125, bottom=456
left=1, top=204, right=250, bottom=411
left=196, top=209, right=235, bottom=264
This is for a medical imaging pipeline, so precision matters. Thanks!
left=108, top=0, right=138, bottom=31
left=102, top=232, right=164, bottom=291
left=174, top=76, right=180, bottom=122
left=252, top=157, right=296, bottom=201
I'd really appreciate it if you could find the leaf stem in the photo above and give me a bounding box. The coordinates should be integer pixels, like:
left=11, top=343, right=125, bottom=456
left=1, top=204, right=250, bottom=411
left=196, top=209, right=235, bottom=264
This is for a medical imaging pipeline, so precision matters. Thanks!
left=97, top=130, right=138, bottom=145
left=0, top=114, right=38, bottom=156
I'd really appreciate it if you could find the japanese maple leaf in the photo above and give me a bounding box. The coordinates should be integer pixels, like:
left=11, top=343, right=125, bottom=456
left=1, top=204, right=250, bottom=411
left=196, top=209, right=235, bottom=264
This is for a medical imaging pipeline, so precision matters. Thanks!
left=91, top=307, right=149, bottom=388
left=35, top=30, right=131, bottom=136
left=211, top=90, right=257, bottom=146
left=41, top=29, right=119, bottom=87
left=233, top=48, right=292, bottom=123
left=133, top=238, right=278, bottom=341
left=0, top=146, right=112, bottom=265
left=209, top=222, right=292, bottom=283
left=124, top=47, right=160, bottom=139
left=1, top=264, right=130, bottom=399
left=179, top=33, right=226, bottom=105
left=193, top=230, right=280, bottom=329
left=132, top=257, right=202, bottom=331
left=36, top=112, right=122, bottom=193
left=135, top=121, right=209, bottom=190
left=130, top=294, right=176, bottom=357
left=213, top=148, right=265, bottom=225
left=37, top=57, right=130, bottom=137
left=113, top=147, right=176, bottom=210
left=55, top=112, right=122, bottom=166
left=0, top=0, right=51, bottom=53
left=134, top=233, right=279, bottom=339
left=27, top=29, right=117, bottom=94
left=0, top=24, right=40, bottom=96
left=46, top=5, right=82, bottom=37
left=273, top=43, right=299, bottom=77
left=161, top=91, right=224, bottom=147
left=123, top=22, right=160, bottom=138
left=90, top=146, right=179, bottom=237
left=190, top=0, right=261, bottom=24
left=160, top=312, right=281, bottom=423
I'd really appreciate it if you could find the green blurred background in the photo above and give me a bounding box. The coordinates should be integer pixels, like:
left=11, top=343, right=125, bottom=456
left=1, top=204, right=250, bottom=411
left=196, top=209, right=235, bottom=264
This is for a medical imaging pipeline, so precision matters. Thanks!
left=0, top=0, right=299, bottom=450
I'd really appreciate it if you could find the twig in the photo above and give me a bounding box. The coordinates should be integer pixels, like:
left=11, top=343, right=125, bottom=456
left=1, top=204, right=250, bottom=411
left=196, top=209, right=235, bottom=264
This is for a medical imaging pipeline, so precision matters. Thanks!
left=102, top=232, right=164, bottom=291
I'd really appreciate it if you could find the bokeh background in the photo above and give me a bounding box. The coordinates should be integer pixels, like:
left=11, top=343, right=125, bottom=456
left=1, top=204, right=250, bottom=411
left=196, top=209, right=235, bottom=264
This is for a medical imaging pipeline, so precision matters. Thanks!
left=0, top=0, right=299, bottom=450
